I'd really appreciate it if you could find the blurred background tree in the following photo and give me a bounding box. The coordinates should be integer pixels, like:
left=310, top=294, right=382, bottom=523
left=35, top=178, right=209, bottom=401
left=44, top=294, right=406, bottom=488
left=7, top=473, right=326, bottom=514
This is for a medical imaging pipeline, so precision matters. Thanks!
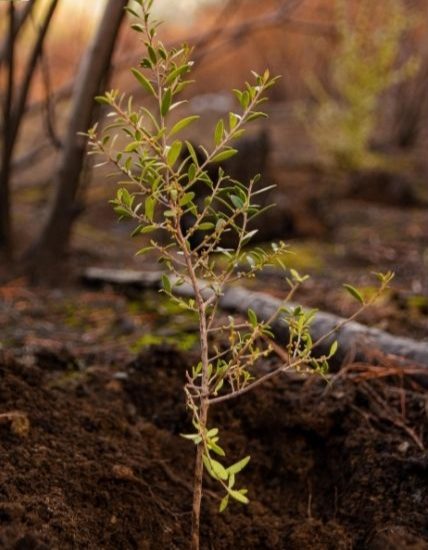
left=0, top=0, right=427, bottom=281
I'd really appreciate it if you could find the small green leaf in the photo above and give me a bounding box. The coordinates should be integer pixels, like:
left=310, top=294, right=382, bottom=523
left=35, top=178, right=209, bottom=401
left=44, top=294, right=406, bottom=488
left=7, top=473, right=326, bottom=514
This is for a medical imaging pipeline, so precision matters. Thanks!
left=131, top=224, right=144, bottom=237
left=209, top=442, right=226, bottom=457
left=169, top=115, right=200, bottom=137
left=165, top=63, right=192, bottom=85
left=198, top=222, right=215, bottom=231
left=161, top=88, right=172, bottom=116
left=179, top=192, right=195, bottom=207
left=242, top=229, right=258, bottom=245
left=148, top=45, right=157, bottom=64
left=167, top=140, right=182, bottom=166
left=135, top=246, right=154, bottom=256
left=219, top=495, right=229, bottom=512
left=161, top=274, right=172, bottom=293
left=229, top=112, right=240, bottom=130
left=144, top=196, right=156, bottom=222
left=210, top=459, right=228, bottom=480
left=329, top=340, right=338, bottom=356
left=230, top=195, right=244, bottom=209
left=212, top=149, right=238, bottom=163
left=186, top=141, right=199, bottom=165
left=248, top=309, right=257, bottom=327
left=95, top=95, right=110, bottom=105
left=141, top=224, right=158, bottom=234
left=124, top=141, right=140, bottom=153
left=343, top=284, right=364, bottom=304
left=131, top=68, right=155, bottom=96
left=229, top=489, right=249, bottom=504
left=130, top=23, right=145, bottom=33
left=181, top=432, right=200, bottom=441
left=214, top=119, right=224, bottom=145
left=228, top=456, right=250, bottom=475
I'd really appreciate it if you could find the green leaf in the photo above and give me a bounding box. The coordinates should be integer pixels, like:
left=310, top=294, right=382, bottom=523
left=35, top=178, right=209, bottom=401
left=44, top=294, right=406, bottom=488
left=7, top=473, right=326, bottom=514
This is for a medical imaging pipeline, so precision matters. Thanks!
left=161, top=274, right=172, bottom=293
left=135, top=246, right=154, bottom=256
left=124, top=141, right=140, bottom=153
left=228, top=455, right=250, bottom=475
left=140, top=224, right=158, bottom=234
left=229, top=489, right=249, bottom=504
left=247, top=111, right=268, bottom=122
left=214, top=119, right=224, bottom=145
left=161, top=89, right=172, bottom=116
left=165, top=63, right=192, bottom=85
left=202, top=454, right=215, bottom=478
left=240, top=90, right=250, bottom=109
left=186, top=141, right=199, bottom=165
left=95, top=95, right=110, bottom=105
left=169, top=115, right=199, bottom=137
left=209, top=441, right=226, bottom=457
left=113, top=206, right=130, bottom=218
left=167, top=140, right=182, bottom=166
left=148, top=45, right=157, bottom=64
left=181, top=432, right=202, bottom=444
left=214, top=378, right=224, bottom=394
left=130, top=23, right=145, bottom=33
left=230, top=195, right=244, bottom=209
left=131, top=224, right=144, bottom=237
left=211, top=149, right=238, bottom=163
left=329, top=340, right=338, bottom=356
left=130, top=68, right=155, bottom=96
left=144, top=196, right=156, bottom=222
left=219, top=495, right=229, bottom=512
left=229, top=112, right=240, bottom=130
left=248, top=309, right=257, bottom=327
left=179, top=192, right=195, bottom=207
left=210, top=459, right=228, bottom=480
left=198, top=222, right=215, bottom=231
left=343, top=284, right=364, bottom=304
left=242, top=229, right=258, bottom=245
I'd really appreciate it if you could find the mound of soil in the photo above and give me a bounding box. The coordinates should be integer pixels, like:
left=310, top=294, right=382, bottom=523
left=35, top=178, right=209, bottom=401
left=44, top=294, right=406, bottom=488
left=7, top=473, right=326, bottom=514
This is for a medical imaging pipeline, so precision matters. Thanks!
left=1, top=346, right=427, bottom=549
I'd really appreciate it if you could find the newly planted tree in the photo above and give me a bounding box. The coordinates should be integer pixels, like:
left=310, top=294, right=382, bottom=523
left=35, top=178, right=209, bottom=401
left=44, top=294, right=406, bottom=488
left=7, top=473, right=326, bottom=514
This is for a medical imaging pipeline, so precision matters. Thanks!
left=87, top=2, right=393, bottom=548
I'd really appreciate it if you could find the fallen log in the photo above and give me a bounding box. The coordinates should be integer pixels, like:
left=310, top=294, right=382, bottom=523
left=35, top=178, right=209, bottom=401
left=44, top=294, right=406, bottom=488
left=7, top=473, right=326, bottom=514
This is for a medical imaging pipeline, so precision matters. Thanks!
left=82, top=267, right=428, bottom=368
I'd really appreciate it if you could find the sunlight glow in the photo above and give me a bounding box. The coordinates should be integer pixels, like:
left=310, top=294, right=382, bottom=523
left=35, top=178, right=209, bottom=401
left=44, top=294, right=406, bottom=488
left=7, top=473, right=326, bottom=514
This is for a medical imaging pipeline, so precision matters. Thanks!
left=61, top=0, right=223, bottom=23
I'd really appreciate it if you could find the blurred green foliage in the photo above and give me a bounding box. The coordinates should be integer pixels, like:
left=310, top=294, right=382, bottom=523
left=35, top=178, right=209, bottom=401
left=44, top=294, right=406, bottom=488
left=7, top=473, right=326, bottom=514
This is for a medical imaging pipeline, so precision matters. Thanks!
left=302, top=0, right=419, bottom=171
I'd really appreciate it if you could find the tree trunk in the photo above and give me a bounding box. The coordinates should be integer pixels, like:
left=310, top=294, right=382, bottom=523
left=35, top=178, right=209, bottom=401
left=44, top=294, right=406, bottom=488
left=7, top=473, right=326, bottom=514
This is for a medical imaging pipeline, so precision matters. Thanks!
left=0, top=0, right=59, bottom=262
left=25, top=0, right=128, bottom=276
left=0, top=3, right=16, bottom=261
left=81, top=267, right=428, bottom=371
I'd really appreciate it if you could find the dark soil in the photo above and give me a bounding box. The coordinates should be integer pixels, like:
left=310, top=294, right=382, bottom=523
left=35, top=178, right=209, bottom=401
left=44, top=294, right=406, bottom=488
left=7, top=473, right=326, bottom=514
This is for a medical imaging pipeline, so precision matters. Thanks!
left=1, top=344, right=427, bottom=550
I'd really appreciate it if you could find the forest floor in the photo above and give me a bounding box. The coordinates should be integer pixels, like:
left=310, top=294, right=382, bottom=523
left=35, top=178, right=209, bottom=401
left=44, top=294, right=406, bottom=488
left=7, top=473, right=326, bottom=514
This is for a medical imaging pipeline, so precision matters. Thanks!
left=2, top=149, right=428, bottom=548
left=1, top=341, right=428, bottom=549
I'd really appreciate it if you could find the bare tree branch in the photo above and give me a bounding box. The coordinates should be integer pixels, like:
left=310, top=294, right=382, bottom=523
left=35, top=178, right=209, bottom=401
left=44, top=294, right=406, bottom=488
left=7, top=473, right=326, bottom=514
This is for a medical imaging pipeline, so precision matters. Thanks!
left=39, top=44, right=62, bottom=150
left=25, top=0, right=128, bottom=272
left=12, top=140, right=55, bottom=172
left=0, top=0, right=37, bottom=67
left=22, top=0, right=332, bottom=120
left=9, top=0, right=60, bottom=147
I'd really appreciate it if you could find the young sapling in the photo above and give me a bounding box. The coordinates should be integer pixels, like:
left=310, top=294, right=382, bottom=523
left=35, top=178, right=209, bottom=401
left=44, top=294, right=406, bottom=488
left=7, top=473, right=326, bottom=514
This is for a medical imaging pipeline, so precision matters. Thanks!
left=86, top=2, right=393, bottom=548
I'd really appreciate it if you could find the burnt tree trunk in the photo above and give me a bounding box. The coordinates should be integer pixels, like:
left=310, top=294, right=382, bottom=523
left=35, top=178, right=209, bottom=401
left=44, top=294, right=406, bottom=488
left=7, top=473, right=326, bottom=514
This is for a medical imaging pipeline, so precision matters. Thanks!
left=25, top=0, right=128, bottom=276
left=0, top=0, right=59, bottom=262
left=0, top=3, right=16, bottom=261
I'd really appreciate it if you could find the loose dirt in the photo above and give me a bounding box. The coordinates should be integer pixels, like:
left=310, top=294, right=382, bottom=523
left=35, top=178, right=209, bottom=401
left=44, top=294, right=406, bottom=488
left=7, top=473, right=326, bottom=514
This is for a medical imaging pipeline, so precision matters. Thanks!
left=1, top=345, right=427, bottom=549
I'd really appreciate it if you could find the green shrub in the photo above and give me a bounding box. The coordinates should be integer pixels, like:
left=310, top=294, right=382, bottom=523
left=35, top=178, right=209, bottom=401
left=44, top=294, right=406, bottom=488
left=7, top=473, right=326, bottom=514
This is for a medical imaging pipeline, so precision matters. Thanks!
left=302, top=0, right=419, bottom=171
